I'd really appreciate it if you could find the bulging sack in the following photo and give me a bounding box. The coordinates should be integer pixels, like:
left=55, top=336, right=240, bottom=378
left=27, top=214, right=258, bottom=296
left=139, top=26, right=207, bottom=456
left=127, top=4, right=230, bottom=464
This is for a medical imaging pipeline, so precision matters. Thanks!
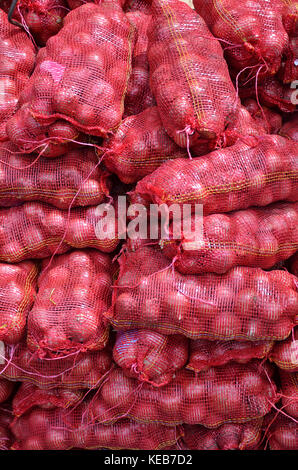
left=268, top=415, right=298, bottom=450
left=269, top=328, right=298, bottom=371
left=243, top=99, right=282, bottom=134
left=27, top=249, right=113, bottom=355
left=279, top=114, right=298, bottom=141
left=279, top=370, right=298, bottom=419
left=0, top=378, right=14, bottom=404
left=0, top=407, right=13, bottom=450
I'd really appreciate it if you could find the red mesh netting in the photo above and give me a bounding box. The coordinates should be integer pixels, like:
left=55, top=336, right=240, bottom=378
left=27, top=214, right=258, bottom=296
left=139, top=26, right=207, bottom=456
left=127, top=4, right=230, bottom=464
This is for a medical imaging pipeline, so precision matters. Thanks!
left=267, top=415, right=297, bottom=449
left=88, top=361, right=277, bottom=427
left=281, top=0, right=298, bottom=36
left=0, top=260, right=38, bottom=344
left=12, top=383, right=83, bottom=417
left=1, top=0, right=68, bottom=46
left=0, top=142, right=110, bottom=209
left=147, top=0, right=241, bottom=148
left=124, top=0, right=152, bottom=14
left=11, top=407, right=182, bottom=450
left=180, top=419, right=263, bottom=450
left=27, top=249, right=113, bottom=356
left=0, top=342, right=112, bottom=390
left=193, top=0, right=288, bottom=77
left=243, top=99, right=282, bottom=134
left=124, top=11, right=155, bottom=117
left=187, top=339, right=273, bottom=372
left=132, top=135, right=298, bottom=214
left=0, top=202, right=119, bottom=263
left=66, top=1, right=126, bottom=10
left=6, top=2, right=135, bottom=152
left=104, top=107, right=187, bottom=184
left=110, top=246, right=298, bottom=341
left=290, top=252, right=298, bottom=275
left=0, top=379, right=14, bottom=404
left=279, top=370, right=298, bottom=419
left=280, top=114, right=298, bottom=141
left=269, top=328, right=297, bottom=371
left=161, top=202, right=298, bottom=275
left=0, top=9, right=35, bottom=141
left=113, top=330, right=188, bottom=386
left=0, top=406, right=13, bottom=450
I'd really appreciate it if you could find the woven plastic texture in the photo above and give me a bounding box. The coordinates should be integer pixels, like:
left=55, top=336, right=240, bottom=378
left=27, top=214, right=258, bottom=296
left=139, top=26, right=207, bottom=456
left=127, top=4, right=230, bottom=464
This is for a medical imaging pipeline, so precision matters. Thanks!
left=161, top=202, right=298, bottom=274
left=113, top=330, right=188, bottom=386
left=0, top=260, right=38, bottom=344
left=269, top=328, right=298, bottom=371
left=281, top=0, right=298, bottom=36
left=147, top=0, right=241, bottom=148
left=180, top=419, right=263, bottom=450
left=124, top=12, right=155, bottom=117
left=104, top=106, right=187, bottom=184
left=280, top=114, right=298, bottom=141
left=0, top=379, right=14, bottom=404
left=0, top=143, right=110, bottom=209
left=89, top=362, right=277, bottom=427
left=27, top=249, right=113, bottom=355
left=132, top=135, right=298, bottom=214
left=279, top=370, right=298, bottom=419
left=268, top=415, right=298, bottom=450
left=0, top=10, right=35, bottom=141
left=243, top=99, right=282, bottom=134
left=0, top=407, right=13, bottom=450
left=11, top=408, right=182, bottom=450
left=111, top=246, right=298, bottom=341
left=124, top=0, right=152, bottom=13
left=187, top=339, right=273, bottom=372
left=193, top=0, right=288, bottom=76
left=0, top=202, right=119, bottom=263
left=0, top=342, right=112, bottom=390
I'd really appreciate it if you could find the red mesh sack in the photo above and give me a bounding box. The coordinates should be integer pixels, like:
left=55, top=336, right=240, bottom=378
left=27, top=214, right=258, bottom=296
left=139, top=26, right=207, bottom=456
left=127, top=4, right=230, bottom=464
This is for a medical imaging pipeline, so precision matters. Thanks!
left=180, top=419, right=263, bottom=450
left=269, top=328, right=298, bottom=371
left=0, top=9, right=35, bottom=142
left=0, top=342, right=112, bottom=390
left=193, top=0, right=288, bottom=77
left=27, top=249, right=113, bottom=356
left=147, top=0, right=241, bottom=148
left=161, top=202, right=298, bottom=275
left=1, top=0, right=68, bottom=46
left=124, top=0, right=152, bottom=13
left=11, top=406, right=182, bottom=450
left=187, top=339, right=273, bottom=372
left=280, top=370, right=298, bottom=419
left=110, top=246, right=298, bottom=341
left=0, top=202, right=119, bottom=263
left=124, top=12, right=155, bottom=117
left=267, top=415, right=297, bottom=449
left=113, top=330, right=188, bottom=386
left=0, top=407, right=13, bottom=450
left=290, top=252, right=298, bottom=275
left=0, top=379, right=14, bottom=404
left=0, top=142, right=110, bottom=209
left=243, top=98, right=282, bottom=134
left=280, top=114, right=298, bottom=141
left=12, top=383, right=83, bottom=418
left=281, top=0, right=298, bottom=36
left=132, top=135, right=298, bottom=214
left=104, top=107, right=187, bottom=184
left=66, top=1, right=126, bottom=10
left=6, top=2, right=135, bottom=152
left=0, top=260, right=38, bottom=344
left=89, top=361, right=277, bottom=428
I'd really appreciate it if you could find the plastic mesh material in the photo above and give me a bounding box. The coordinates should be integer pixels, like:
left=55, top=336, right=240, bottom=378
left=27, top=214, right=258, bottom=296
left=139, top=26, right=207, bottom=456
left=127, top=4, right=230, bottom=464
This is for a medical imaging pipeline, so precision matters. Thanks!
left=66, top=0, right=126, bottom=10
left=269, top=328, right=298, bottom=371
left=113, top=330, right=188, bottom=386
left=0, top=260, right=38, bottom=344
left=0, top=379, right=14, bottom=404
left=268, top=415, right=298, bottom=450
left=280, top=114, right=298, bottom=141
left=187, top=339, right=273, bottom=372
left=243, top=99, right=282, bottom=134
left=124, top=0, right=152, bottom=13
left=193, top=0, right=288, bottom=76
left=124, top=12, right=155, bottom=117
left=290, top=252, right=298, bottom=276
left=27, top=249, right=113, bottom=355
left=6, top=2, right=135, bottom=151
left=0, top=406, right=13, bottom=450
left=104, top=107, right=187, bottom=184
left=132, top=135, right=298, bottom=214
left=279, top=370, right=298, bottom=419
left=89, top=361, right=277, bottom=428
left=11, top=408, right=183, bottom=450
left=0, top=142, right=110, bottom=209
left=12, top=383, right=83, bottom=418
left=180, top=419, right=263, bottom=450
left=0, top=342, right=112, bottom=390
left=281, top=0, right=298, bottom=36
left=110, top=246, right=298, bottom=341
left=0, top=10, right=35, bottom=141
left=147, top=0, right=241, bottom=147
left=0, top=202, right=119, bottom=263
left=1, top=0, right=67, bottom=46
left=161, top=202, right=298, bottom=274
